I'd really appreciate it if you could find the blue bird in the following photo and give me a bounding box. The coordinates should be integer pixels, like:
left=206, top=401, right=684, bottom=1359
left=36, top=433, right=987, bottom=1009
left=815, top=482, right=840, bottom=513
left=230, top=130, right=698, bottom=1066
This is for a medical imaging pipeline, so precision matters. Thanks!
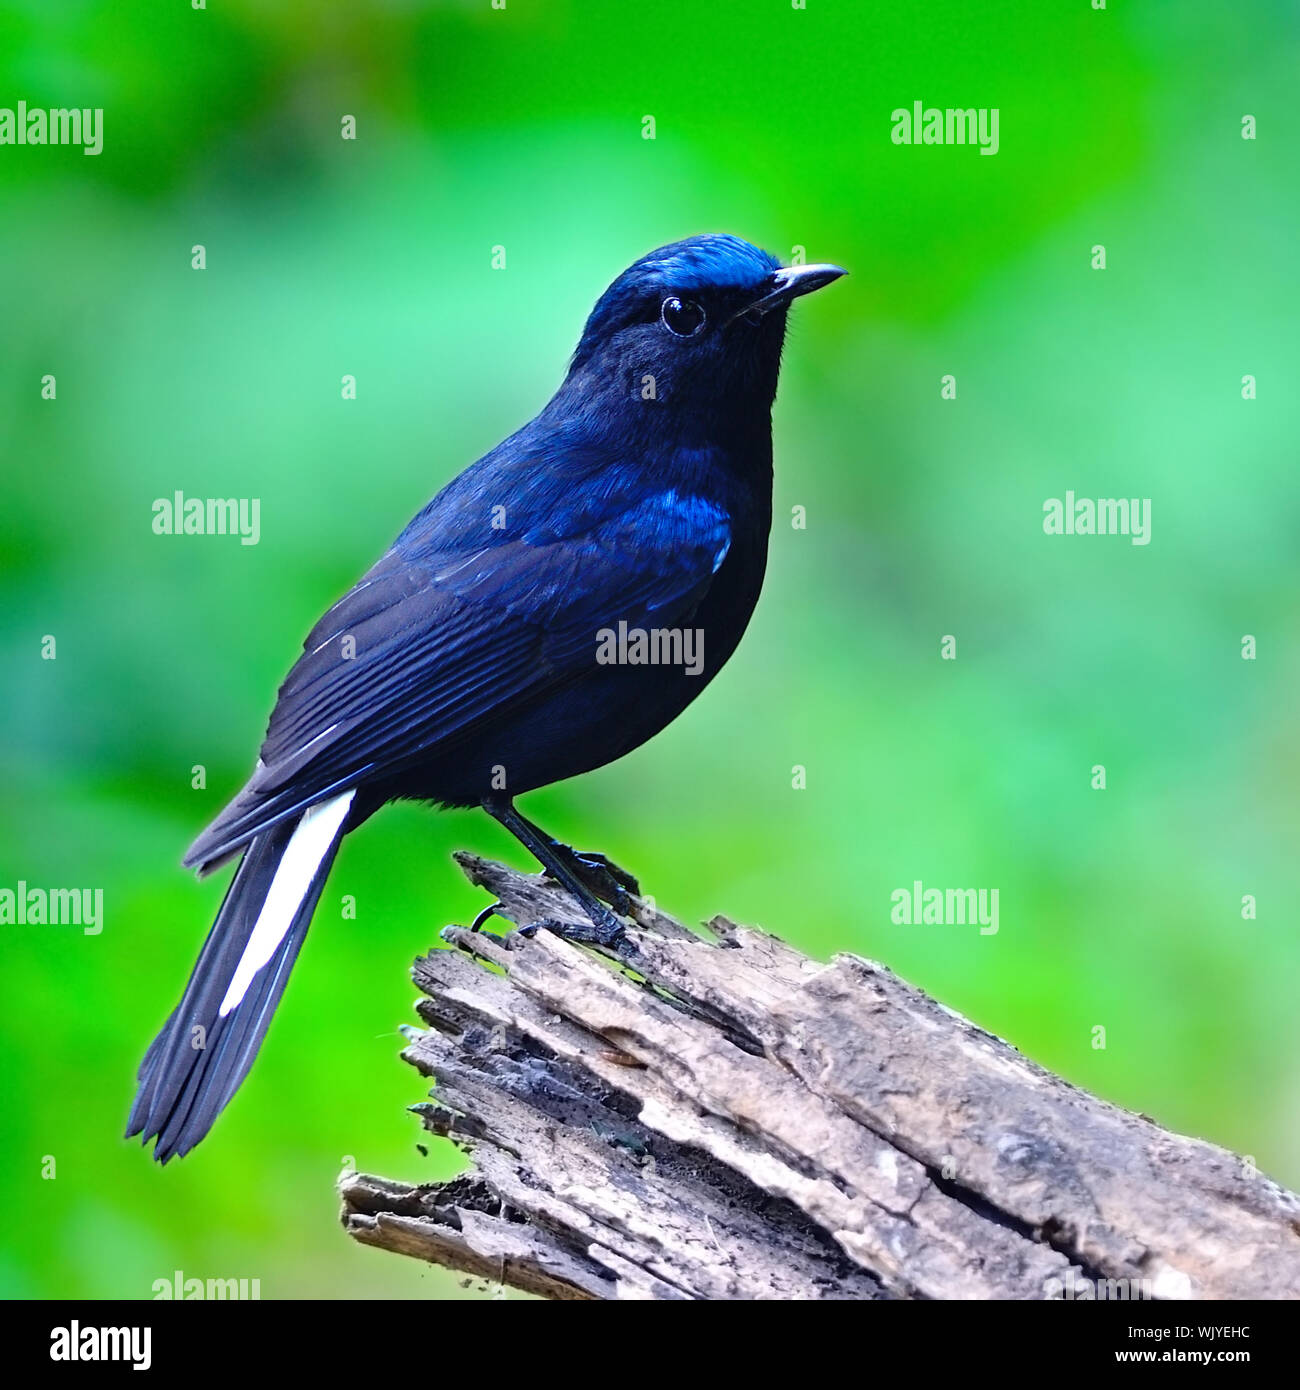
left=127, top=233, right=844, bottom=1161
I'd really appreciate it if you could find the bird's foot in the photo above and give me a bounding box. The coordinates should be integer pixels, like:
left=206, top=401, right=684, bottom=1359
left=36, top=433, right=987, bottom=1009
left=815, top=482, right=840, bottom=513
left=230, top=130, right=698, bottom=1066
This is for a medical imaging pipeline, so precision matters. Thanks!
left=508, top=914, right=629, bottom=952
left=551, top=844, right=641, bottom=917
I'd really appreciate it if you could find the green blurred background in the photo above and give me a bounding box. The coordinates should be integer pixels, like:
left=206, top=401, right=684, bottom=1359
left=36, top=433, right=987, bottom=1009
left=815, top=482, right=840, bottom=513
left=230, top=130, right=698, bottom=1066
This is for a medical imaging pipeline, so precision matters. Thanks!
left=2, top=0, right=1297, bottom=1299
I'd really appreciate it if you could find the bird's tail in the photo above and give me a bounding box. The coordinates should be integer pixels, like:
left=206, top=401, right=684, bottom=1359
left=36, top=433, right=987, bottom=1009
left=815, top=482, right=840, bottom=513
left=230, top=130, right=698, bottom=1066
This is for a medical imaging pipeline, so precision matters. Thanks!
left=127, top=789, right=355, bottom=1162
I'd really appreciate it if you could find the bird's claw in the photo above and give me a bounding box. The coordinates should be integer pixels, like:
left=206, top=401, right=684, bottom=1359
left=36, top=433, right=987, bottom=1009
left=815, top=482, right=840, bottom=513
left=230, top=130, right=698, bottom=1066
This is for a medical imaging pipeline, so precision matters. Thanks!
left=507, top=915, right=628, bottom=951
left=469, top=900, right=504, bottom=933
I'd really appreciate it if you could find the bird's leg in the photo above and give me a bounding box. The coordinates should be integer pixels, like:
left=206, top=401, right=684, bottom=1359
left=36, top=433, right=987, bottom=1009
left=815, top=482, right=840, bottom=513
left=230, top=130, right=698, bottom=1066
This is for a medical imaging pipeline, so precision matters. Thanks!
left=483, top=800, right=628, bottom=946
left=508, top=808, right=640, bottom=915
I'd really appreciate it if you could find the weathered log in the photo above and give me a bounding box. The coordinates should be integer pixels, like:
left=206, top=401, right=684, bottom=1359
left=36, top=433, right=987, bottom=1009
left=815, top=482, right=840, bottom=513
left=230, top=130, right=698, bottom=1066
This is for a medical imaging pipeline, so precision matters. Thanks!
left=338, top=853, right=1300, bottom=1300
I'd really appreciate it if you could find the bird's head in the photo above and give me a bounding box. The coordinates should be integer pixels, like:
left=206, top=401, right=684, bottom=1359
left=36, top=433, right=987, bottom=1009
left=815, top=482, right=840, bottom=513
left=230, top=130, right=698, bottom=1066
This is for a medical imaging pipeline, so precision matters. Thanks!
left=561, top=234, right=845, bottom=432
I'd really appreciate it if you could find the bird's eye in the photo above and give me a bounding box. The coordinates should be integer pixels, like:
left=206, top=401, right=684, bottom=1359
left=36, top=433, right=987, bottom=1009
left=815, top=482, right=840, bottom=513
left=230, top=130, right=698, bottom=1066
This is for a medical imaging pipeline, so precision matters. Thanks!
left=660, top=296, right=706, bottom=337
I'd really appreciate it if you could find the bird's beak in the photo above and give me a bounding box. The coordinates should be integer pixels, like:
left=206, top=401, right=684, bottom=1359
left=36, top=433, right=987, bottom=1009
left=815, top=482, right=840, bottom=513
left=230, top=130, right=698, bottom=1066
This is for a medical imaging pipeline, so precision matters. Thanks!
left=728, top=263, right=847, bottom=325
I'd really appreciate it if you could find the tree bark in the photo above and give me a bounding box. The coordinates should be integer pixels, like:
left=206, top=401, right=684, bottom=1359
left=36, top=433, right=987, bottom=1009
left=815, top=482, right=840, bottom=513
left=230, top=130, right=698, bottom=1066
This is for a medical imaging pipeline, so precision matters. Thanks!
left=338, top=853, right=1300, bottom=1300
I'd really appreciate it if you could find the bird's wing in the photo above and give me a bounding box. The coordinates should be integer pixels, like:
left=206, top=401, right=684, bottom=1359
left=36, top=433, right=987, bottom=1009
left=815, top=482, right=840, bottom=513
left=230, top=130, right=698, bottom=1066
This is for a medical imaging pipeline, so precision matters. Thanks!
left=185, top=485, right=731, bottom=868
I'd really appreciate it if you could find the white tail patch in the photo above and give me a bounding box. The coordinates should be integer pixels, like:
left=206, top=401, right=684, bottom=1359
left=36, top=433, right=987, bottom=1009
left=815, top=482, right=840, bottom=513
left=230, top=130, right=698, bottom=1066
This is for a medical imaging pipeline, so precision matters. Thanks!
left=218, top=790, right=355, bottom=1017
